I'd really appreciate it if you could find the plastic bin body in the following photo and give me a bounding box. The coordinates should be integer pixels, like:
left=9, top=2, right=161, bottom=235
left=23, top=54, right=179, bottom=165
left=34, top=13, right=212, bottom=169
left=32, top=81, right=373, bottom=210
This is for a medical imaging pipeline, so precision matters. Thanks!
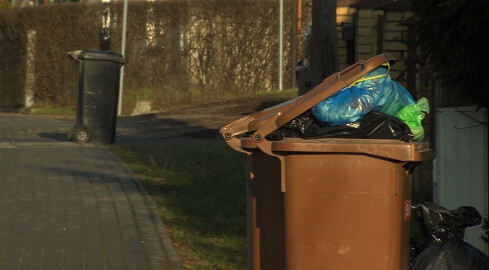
left=221, top=54, right=432, bottom=270
left=246, top=151, right=285, bottom=269
left=69, top=50, right=126, bottom=145
left=284, top=153, right=410, bottom=270
left=273, top=138, right=425, bottom=270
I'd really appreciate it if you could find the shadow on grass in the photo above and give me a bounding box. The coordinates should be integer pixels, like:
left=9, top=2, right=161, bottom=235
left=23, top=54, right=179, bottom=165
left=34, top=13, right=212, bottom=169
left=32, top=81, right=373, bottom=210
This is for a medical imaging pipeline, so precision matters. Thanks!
left=110, top=141, right=248, bottom=269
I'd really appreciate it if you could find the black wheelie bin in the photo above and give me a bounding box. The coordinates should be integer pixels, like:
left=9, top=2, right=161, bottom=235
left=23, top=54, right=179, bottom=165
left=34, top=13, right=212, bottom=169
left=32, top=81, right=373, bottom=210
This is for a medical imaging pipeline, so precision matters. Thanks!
left=68, top=50, right=126, bottom=145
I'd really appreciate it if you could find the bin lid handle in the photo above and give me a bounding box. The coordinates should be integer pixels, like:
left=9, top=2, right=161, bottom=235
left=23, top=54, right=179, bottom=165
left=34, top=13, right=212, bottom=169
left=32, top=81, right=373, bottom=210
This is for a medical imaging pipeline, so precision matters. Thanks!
left=219, top=97, right=299, bottom=152
left=67, top=50, right=83, bottom=61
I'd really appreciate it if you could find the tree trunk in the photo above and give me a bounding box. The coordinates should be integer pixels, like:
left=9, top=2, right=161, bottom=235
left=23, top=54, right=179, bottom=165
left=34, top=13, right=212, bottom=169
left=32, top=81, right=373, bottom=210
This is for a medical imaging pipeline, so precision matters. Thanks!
left=309, top=0, right=338, bottom=87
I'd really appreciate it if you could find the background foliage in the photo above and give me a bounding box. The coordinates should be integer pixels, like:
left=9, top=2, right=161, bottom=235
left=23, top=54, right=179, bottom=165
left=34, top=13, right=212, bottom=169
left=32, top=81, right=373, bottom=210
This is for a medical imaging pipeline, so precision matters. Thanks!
left=406, top=0, right=489, bottom=108
left=0, top=0, right=310, bottom=113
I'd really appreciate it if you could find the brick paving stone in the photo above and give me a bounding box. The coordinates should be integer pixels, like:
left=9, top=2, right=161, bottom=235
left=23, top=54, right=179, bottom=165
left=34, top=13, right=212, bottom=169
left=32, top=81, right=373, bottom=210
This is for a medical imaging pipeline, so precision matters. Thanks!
left=0, top=114, right=182, bottom=269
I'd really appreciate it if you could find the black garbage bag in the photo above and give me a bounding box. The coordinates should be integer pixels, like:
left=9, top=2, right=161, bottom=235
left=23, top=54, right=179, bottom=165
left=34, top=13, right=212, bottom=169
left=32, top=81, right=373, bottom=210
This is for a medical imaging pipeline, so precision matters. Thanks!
left=411, top=202, right=489, bottom=270
left=412, top=241, right=489, bottom=270
left=267, top=110, right=414, bottom=141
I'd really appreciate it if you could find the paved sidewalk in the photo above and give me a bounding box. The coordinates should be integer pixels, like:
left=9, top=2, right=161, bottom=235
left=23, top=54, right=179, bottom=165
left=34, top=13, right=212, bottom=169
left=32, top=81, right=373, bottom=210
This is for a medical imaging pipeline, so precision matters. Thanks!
left=0, top=114, right=182, bottom=269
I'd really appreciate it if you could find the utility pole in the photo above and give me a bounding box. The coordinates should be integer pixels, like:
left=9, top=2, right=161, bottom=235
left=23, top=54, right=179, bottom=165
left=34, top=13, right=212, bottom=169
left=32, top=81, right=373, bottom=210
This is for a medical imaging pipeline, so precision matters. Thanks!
left=118, top=0, right=128, bottom=116
left=291, top=0, right=298, bottom=89
left=279, top=0, right=284, bottom=90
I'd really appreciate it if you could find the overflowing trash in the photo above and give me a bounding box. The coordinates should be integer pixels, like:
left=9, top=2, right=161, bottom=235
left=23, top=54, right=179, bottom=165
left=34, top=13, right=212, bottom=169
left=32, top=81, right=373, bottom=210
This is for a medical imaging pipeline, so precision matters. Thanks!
left=279, top=62, right=429, bottom=142
left=312, top=64, right=416, bottom=124
left=410, top=203, right=489, bottom=270
left=396, top=98, right=430, bottom=141
left=267, top=110, right=414, bottom=141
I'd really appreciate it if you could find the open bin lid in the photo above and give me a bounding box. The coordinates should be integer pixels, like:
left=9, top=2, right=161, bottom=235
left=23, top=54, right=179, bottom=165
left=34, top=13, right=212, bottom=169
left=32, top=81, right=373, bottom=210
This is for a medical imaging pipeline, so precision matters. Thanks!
left=221, top=54, right=400, bottom=149
left=220, top=54, right=432, bottom=189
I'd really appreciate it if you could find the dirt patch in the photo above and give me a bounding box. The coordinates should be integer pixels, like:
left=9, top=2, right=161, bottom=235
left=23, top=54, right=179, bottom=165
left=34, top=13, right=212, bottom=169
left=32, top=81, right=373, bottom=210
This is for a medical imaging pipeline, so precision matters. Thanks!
left=115, top=96, right=292, bottom=143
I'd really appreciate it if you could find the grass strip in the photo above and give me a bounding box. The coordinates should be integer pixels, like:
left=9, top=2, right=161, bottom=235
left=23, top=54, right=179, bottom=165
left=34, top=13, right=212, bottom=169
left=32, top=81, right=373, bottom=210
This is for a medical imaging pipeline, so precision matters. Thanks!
left=109, top=142, right=248, bottom=270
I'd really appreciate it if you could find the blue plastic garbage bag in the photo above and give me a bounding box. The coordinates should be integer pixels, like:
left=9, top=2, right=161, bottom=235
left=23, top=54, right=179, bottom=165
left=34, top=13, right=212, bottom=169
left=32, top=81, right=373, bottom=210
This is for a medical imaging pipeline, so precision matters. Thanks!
left=311, top=66, right=416, bottom=126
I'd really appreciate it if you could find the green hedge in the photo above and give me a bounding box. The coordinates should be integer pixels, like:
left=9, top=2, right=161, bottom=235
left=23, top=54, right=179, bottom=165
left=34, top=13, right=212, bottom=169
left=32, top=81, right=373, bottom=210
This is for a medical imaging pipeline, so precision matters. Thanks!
left=0, top=0, right=310, bottom=113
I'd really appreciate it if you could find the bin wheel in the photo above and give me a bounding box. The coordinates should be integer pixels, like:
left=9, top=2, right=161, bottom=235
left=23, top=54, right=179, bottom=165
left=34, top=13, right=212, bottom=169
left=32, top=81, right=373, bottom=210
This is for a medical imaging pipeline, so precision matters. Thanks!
left=73, top=127, right=90, bottom=143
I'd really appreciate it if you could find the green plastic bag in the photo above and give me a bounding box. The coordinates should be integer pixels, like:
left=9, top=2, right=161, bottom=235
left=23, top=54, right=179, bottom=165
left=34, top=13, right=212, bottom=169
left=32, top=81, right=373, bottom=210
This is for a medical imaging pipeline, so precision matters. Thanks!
left=396, top=98, right=430, bottom=142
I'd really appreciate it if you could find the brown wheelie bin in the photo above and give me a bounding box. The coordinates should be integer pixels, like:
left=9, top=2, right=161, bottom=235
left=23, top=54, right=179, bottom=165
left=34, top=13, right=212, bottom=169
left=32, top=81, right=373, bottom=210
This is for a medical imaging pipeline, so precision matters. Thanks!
left=220, top=54, right=432, bottom=270
left=221, top=99, right=297, bottom=270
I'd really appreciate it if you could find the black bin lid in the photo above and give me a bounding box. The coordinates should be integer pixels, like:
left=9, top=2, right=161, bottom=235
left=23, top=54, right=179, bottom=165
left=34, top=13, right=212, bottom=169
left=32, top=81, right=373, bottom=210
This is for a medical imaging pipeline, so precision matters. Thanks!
left=68, top=50, right=126, bottom=65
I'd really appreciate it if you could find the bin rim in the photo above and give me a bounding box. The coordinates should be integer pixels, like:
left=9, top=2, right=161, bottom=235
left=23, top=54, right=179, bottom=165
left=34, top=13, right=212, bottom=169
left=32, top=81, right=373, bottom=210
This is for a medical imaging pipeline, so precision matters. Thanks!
left=270, top=138, right=432, bottom=162
left=68, top=50, right=127, bottom=65
left=238, top=137, right=431, bottom=161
